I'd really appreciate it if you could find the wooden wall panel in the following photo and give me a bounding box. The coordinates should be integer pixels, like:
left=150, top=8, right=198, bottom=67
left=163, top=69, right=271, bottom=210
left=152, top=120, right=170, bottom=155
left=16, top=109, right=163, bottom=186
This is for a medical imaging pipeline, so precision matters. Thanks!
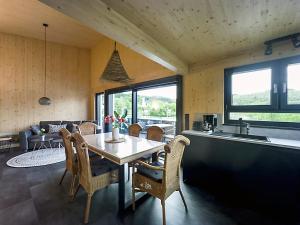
left=0, top=32, right=90, bottom=134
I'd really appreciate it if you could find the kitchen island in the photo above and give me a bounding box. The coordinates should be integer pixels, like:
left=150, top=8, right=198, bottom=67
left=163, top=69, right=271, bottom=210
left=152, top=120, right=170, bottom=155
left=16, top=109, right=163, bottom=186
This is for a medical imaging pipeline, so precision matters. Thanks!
left=182, top=130, right=300, bottom=212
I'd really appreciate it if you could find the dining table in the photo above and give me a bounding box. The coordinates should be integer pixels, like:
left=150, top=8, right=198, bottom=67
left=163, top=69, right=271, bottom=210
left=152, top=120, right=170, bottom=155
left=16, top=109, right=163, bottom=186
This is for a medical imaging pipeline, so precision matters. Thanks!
left=83, top=132, right=165, bottom=213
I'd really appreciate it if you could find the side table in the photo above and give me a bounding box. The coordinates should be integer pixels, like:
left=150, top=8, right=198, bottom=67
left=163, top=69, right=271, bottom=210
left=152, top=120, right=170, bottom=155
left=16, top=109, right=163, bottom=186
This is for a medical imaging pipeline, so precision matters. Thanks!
left=31, top=136, right=53, bottom=151
left=0, top=137, right=12, bottom=152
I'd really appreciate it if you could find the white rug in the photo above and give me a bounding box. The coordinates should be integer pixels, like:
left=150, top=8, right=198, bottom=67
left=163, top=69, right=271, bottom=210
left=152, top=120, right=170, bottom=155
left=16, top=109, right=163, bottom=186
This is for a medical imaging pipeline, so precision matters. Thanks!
left=6, top=148, right=66, bottom=168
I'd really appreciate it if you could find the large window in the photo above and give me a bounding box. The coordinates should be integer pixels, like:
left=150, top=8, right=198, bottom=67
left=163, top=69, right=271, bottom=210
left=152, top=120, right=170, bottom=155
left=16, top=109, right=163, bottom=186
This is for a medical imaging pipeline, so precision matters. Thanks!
left=112, top=91, right=132, bottom=128
left=104, top=76, right=182, bottom=135
left=224, top=55, right=300, bottom=128
left=95, top=93, right=104, bottom=129
left=137, top=85, right=177, bottom=136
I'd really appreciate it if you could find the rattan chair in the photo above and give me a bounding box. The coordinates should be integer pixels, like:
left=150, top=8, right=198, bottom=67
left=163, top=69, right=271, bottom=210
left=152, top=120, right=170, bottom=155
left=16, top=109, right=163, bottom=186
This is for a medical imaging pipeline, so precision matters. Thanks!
left=128, top=123, right=142, bottom=137
left=127, top=123, right=143, bottom=181
left=59, top=128, right=78, bottom=196
left=132, top=135, right=190, bottom=225
left=147, top=125, right=164, bottom=141
left=78, top=122, right=97, bottom=135
left=72, top=132, right=119, bottom=224
left=145, top=125, right=164, bottom=162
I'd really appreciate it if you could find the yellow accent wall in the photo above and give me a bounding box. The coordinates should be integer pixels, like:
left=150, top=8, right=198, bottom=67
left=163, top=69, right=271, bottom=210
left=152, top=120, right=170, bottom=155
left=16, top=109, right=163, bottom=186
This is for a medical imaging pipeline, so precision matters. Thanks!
left=0, top=32, right=91, bottom=134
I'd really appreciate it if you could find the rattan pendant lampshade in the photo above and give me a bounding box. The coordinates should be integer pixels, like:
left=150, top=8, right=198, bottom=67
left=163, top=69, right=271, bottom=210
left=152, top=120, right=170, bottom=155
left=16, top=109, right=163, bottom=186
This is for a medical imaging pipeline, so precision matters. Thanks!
left=101, top=42, right=133, bottom=83
left=39, top=23, right=51, bottom=105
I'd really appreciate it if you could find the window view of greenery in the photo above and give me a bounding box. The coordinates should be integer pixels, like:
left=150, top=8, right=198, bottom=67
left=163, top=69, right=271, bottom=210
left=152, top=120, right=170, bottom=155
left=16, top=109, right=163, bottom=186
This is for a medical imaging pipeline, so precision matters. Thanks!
left=137, top=85, right=176, bottom=121
left=137, top=85, right=177, bottom=136
left=112, top=91, right=132, bottom=124
left=111, top=86, right=177, bottom=135
left=232, top=68, right=271, bottom=106
left=287, top=63, right=300, bottom=105
left=96, top=94, right=104, bottom=127
left=230, top=112, right=300, bottom=123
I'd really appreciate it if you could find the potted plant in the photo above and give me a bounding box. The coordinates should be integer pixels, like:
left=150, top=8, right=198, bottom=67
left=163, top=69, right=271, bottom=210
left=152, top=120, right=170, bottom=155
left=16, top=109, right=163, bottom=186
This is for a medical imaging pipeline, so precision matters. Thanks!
left=104, top=109, right=128, bottom=140
left=40, top=128, right=46, bottom=140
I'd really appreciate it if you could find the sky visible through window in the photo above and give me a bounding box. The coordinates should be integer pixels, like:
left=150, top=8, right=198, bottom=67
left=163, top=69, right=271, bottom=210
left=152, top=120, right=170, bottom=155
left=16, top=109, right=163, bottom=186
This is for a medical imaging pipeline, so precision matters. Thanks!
left=138, top=85, right=177, bottom=99
left=232, top=68, right=271, bottom=95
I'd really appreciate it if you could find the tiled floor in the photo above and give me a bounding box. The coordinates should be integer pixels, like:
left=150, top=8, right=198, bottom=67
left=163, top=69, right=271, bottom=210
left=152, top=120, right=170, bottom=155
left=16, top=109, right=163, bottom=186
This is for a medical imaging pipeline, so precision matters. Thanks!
left=0, top=148, right=299, bottom=225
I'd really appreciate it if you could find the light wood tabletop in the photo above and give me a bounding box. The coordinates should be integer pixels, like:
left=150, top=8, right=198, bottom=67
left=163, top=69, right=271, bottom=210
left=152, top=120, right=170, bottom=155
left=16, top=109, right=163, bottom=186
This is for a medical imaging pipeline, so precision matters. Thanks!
left=84, top=133, right=165, bottom=165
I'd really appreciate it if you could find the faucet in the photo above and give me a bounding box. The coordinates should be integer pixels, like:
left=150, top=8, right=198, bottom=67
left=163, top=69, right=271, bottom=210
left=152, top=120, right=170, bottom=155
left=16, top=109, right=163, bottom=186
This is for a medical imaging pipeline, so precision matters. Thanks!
left=238, top=118, right=250, bottom=135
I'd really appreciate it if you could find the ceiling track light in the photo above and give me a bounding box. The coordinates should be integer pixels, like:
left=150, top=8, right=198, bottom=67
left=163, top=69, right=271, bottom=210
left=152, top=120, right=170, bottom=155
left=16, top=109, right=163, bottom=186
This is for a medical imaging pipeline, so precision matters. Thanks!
left=264, top=33, right=300, bottom=55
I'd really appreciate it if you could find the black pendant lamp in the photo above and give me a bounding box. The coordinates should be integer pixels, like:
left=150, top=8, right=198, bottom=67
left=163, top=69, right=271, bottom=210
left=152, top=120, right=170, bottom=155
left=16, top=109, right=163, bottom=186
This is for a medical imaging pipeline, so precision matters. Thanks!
left=39, top=23, right=51, bottom=105
left=101, top=42, right=133, bottom=83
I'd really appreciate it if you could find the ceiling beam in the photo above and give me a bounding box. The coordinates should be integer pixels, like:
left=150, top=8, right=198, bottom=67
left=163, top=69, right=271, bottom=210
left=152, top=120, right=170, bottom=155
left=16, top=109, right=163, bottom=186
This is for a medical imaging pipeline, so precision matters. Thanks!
left=39, top=0, right=188, bottom=74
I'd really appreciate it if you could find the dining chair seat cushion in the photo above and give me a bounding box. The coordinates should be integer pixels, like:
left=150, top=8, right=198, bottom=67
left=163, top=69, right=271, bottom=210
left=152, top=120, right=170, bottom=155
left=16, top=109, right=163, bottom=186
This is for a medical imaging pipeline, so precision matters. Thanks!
left=91, top=158, right=119, bottom=177
left=137, top=161, right=164, bottom=182
left=140, top=154, right=152, bottom=161
left=88, top=151, right=98, bottom=158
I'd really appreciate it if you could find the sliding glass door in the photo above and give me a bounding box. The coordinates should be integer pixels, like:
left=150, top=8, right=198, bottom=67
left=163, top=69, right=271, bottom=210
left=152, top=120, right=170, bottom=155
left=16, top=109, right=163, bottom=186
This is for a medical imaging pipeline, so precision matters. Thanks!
left=104, top=76, right=182, bottom=137
left=137, top=85, right=177, bottom=137
left=111, top=91, right=132, bottom=133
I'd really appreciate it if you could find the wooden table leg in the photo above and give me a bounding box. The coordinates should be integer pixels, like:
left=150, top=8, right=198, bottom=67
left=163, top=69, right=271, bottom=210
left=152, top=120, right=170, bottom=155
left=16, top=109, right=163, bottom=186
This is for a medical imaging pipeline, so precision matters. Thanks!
left=118, top=164, right=125, bottom=212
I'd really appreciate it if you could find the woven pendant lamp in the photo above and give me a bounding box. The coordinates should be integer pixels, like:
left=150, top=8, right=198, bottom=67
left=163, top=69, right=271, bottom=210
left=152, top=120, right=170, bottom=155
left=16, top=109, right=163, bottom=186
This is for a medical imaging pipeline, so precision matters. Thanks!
left=101, top=42, right=133, bottom=83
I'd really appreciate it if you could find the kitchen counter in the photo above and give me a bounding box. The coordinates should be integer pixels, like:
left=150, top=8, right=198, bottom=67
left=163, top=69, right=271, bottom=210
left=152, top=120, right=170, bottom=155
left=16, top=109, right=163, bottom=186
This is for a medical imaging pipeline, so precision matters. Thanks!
left=182, top=130, right=300, bottom=150
left=182, top=130, right=300, bottom=210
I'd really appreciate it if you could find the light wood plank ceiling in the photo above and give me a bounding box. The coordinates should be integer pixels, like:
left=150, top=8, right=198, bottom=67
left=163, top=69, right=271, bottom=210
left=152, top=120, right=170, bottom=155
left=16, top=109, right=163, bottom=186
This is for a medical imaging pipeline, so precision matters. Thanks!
left=101, top=0, right=300, bottom=65
left=0, top=0, right=104, bottom=48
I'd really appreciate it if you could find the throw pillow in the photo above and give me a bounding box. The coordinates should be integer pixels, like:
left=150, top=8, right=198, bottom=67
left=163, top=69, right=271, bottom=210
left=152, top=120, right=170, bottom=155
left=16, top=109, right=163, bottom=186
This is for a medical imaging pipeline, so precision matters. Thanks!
left=48, top=124, right=67, bottom=133
left=31, top=125, right=41, bottom=135
left=72, top=124, right=79, bottom=133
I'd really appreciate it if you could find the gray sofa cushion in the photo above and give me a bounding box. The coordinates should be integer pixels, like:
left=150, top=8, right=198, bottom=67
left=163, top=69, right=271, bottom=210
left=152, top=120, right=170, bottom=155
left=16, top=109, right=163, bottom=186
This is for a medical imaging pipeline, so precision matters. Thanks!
left=31, top=125, right=41, bottom=135
left=48, top=124, right=67, bottom=133
left=62, top=121, right=81, bottom=133
left=40, top=121, right=61, bottom=133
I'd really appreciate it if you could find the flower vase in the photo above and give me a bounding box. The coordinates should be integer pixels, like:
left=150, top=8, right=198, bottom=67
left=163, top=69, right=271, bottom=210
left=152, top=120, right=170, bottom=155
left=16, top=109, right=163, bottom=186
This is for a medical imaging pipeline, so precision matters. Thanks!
left=112, top=127, right=120, bottom=140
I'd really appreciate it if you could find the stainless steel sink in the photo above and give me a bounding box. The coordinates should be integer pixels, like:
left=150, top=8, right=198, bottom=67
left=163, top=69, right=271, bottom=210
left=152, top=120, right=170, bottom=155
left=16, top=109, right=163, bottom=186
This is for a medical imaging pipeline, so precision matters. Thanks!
left=211, top=132, right=270, bottom=142
left=231, top=133, right=270, bottom=142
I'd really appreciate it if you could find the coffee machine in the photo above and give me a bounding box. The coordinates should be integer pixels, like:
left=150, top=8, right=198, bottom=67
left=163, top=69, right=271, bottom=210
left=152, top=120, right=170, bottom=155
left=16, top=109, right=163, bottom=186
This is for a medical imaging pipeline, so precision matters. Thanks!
left=192, top=113, right=219, bottom=132
left=202, top=114, right=218, bottom=131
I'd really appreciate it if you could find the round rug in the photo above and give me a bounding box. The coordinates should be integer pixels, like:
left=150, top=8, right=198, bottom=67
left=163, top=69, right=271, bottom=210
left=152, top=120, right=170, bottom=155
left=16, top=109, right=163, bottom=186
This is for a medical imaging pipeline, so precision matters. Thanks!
left=6, top=148, right=66, bottom=168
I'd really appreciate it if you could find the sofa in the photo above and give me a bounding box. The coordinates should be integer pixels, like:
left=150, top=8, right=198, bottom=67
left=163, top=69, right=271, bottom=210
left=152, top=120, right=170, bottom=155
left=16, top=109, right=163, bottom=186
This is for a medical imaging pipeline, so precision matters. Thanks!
left=19, top=120, right=98, bottom=152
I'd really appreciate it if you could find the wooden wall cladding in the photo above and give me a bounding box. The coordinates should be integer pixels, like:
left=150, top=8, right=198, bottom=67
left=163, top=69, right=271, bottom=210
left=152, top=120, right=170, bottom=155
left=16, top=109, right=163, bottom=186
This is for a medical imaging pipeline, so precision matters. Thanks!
left=0, top=32, right=90, bottom=134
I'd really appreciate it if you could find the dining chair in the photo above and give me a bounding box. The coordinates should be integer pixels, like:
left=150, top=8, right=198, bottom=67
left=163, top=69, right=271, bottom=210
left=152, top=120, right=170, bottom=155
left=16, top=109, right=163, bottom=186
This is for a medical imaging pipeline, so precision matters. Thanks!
left=72, top=132, right=119, bottom=224
left=128, top=123, right=142, bottom=137
left=78, top=122, right=97, bottom=135
left=147, top=125, right=164, bottom=142
left=132, top=135, right=190, bottom=225
left=59, top=128, right=78, bottom=196
left=127, top=123, right=143, bottom=181
left=145, top=125, right=164, bottom=162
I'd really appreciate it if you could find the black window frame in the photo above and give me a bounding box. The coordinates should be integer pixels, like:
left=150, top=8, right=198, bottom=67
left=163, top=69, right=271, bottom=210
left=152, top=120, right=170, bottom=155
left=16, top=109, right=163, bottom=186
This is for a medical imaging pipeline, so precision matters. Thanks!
left=95, top=92, right=105, bottom=127
left=224, top=55, right=300, bottom=129
left=104, top=75, right=183, bottom=134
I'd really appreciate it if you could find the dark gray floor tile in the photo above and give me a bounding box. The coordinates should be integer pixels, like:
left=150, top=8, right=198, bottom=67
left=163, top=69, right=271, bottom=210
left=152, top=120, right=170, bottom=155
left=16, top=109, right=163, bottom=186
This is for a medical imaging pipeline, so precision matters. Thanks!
left=0, top=199, right=39, bottom=225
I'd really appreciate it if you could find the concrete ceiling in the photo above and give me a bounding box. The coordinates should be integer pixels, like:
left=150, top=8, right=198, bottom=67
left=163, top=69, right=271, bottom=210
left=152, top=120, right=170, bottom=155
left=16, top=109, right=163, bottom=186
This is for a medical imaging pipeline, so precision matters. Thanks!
left=0, top=0, right=104, bottom=48
left=101, top=0, right=300, bottom=65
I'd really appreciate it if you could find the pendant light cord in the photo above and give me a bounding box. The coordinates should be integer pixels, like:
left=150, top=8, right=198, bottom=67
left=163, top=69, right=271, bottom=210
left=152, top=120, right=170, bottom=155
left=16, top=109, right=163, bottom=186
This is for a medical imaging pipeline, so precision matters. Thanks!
left=43, top=24, right=48, bottom=96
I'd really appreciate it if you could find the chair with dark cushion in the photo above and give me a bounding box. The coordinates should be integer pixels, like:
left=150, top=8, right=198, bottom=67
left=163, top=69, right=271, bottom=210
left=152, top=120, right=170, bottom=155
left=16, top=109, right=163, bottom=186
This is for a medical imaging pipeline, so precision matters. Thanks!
left=72, top=132, right=118, bottom=224
left=59, top=128, right=78, bottom=196
left=132, top=135, right=190, bottom=225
